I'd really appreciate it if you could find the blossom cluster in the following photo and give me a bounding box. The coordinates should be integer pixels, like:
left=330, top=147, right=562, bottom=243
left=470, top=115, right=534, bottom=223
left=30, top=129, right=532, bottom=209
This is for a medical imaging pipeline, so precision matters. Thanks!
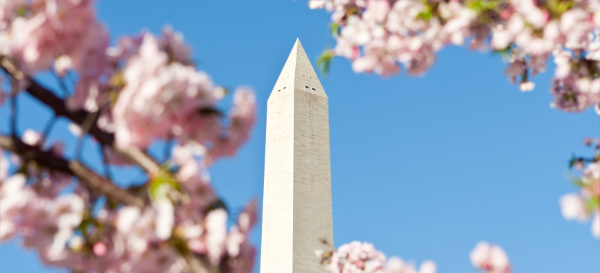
left=309, top=0, right=600, bottom=113
left=0, top=0, right=256, bottom=162
left=0, top=1, right=257, bottom=272
left=559, top=138, right=600, bottom=239
left=0, top=131, right=257, bottom=273
left=0, top=0, right=109, bottom=111
left=0, top=0, right=108, bottom=73
left=470, top=241, right=512, bottom=273
left=316, top=241, right=436, bottom=273
left=111, top=29, right=256, bottom=163
left=317, top=241, right=511, bottom=273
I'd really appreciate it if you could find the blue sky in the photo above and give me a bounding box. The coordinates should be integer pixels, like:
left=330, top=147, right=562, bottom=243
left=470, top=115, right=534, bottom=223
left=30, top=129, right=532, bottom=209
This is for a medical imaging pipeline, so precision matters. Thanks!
left=1, top=1, right=599, bottom=272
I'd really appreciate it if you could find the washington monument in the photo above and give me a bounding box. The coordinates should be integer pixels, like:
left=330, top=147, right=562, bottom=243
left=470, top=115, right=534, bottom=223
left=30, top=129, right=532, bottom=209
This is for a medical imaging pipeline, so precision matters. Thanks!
left=260, top=39, right=334, bottom=273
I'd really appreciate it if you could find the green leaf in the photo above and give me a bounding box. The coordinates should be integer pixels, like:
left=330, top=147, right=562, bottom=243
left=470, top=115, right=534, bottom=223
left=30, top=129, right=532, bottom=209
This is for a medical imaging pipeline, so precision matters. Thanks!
left=587, top=195, right=600, bottom=211
left=148, top=168, right=181, bottom=199
left=16, top=6, right=27, bottom=17
left=416, top=7, right=433, bottom=22
left=330, top=23, right=340, bottom=38
left=492, top=45, right=513, bottom=62
left=546, top=0, right=576, bottom=19
left=317, top=49, right=334, bottom=76
left=108, top=70, right=125, bottom=88
left=169, top=234, right=190, bottom=255
left=467, top=0, right=498, bottom=13
left=569, top=176, right=586, bottom=188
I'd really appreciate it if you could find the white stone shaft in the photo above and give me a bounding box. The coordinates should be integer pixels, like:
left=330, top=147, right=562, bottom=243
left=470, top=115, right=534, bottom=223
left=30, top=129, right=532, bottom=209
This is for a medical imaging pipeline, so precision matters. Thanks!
left=261, top=39, right=333, bottom=273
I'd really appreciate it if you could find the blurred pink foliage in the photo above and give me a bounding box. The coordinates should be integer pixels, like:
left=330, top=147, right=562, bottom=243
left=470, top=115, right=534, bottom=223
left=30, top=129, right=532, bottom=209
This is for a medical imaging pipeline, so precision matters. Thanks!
left=1, top=1, right=598, bottom=273
left=0, top=0, right=256, bottom=272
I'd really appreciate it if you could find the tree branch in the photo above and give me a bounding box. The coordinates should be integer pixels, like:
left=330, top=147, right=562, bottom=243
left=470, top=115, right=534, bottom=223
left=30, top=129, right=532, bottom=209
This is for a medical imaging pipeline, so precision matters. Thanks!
left=0, top=58, right=160, bottom=175
left=0, top=134, right=145, bottom=208
left=183, top=253, right=213, bottom=273
left=0, top=59, right=215, bottom=273
left=9, top=77, right=18, bottom=136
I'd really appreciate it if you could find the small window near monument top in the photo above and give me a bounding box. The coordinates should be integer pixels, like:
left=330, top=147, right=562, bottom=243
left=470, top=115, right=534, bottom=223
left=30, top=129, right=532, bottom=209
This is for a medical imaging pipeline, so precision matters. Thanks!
left=305, top=85, right=309, bottom=88
left=312, top=88, right=315, bottom=90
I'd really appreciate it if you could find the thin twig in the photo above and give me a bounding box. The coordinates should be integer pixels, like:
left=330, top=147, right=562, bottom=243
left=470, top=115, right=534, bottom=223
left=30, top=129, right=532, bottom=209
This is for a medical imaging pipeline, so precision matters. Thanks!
left=0, top=58, right=213, bottom=273
left=183, top=253, right=214, bottom=273
left=74, top=134, right=87, bottom=160
left=9, top=78, right=18, bottom=136
left=0, top=58, right=161, bottom=175
left=41, top=116, right=58, bottom=145
left=53, top=71, right=70, bottom=97
left=164, top=134, right=174, bottom=163
left=74, top=109, right=100, bottom=160
left=99, top=145, right=113, bottom=181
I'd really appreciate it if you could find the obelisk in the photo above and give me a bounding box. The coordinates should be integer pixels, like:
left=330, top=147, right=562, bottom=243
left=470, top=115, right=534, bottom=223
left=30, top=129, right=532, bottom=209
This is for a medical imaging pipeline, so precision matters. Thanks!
left=260, top=39, right=333, bottom=273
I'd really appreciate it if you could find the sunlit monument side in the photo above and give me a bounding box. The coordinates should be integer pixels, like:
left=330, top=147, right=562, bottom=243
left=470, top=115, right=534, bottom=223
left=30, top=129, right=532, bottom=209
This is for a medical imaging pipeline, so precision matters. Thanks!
left=260, top=38, right=333, bottom=273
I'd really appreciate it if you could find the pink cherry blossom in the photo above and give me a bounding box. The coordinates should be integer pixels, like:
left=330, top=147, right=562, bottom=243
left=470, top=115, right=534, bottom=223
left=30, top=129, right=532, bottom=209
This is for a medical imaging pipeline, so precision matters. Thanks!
left=130, top=247, right=185, bottom=273
left=0, top=0, right=26, bottom=29
left=519, top=81, right=535, bottom=92
left=2, top=0, right=109, bottom=79
left=22, top=129, right=41, bottom=146
left=115, top=206, right=156, bottom=254
left=592, top=213, right=600, bottom=239
left=205, top=208, right=228, bottom=263
left=222, top=200, right=257, bottom=273
left=363, top=0, right=390, bottom=25
left=15, top=193, right=85, bottom=263
left=111, top=30, right=254, bottom=156
left=92, top=242, right=108, bottom=257
left=154, top=198, right=175, bottom=240
left=581, top=162, right=600, bottom=185
left=207, top=87, right=257, bottom=164
left=470, top=242, right=511, bottom=273
left=0, top=174, right=30, bottom=240
left=236, top=199, right=257, bottom=234
left=160, top=26, right=192, bottom=64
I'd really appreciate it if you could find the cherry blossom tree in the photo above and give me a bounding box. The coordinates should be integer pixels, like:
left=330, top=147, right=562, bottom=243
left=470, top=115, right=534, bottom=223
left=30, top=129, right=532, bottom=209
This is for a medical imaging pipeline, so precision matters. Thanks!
left=1, top=1, right=597, bottom=273
left=307, top=0, right=600, bottom=272
left=0, top=1, right=256, bottom=273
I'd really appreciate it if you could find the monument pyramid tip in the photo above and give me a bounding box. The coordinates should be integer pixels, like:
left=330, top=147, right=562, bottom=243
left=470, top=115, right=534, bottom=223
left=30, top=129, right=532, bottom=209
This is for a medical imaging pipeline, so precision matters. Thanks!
left=269, top=37, right=326, bottom=99
left=292, top=38, right=302, bottom=52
